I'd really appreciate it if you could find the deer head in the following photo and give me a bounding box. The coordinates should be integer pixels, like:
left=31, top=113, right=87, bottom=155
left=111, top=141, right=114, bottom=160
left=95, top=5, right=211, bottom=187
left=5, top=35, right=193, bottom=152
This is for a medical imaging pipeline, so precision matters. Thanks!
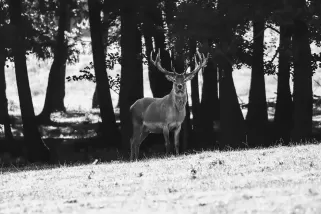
left=150, top=49, right=209, bottom=96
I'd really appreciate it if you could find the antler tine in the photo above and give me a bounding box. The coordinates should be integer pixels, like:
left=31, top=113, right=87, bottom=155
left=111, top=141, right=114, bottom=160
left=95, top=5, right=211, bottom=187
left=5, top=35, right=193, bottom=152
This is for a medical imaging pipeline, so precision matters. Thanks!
left=171, top=59, right=177, bottom=74
left=150, top=49, right=174, bottom=76
left=184, top=49, right=209, bottom=80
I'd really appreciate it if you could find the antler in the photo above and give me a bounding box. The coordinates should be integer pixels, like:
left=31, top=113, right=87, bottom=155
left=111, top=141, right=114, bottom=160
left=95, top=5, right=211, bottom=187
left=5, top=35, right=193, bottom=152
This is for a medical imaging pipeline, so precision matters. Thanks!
left=184, top=50, right=209, bottom=81
left=150, top=49, right=175, bottom=76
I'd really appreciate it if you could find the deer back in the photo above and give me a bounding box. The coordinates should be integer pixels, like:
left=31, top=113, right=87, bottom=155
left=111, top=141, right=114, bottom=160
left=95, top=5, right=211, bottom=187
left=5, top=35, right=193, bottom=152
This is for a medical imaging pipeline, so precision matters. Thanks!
left=130, top=97, right=157, bottom=124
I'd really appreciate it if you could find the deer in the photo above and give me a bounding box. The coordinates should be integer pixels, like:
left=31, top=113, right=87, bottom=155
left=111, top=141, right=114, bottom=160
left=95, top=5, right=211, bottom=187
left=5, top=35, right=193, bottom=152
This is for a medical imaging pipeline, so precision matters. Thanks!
left=129, top=49, right=209, bottom=161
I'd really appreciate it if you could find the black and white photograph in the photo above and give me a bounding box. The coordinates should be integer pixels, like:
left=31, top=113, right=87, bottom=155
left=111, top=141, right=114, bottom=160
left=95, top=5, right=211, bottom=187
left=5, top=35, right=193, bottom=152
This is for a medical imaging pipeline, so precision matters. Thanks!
left=0, top=0, right=320, bottom=213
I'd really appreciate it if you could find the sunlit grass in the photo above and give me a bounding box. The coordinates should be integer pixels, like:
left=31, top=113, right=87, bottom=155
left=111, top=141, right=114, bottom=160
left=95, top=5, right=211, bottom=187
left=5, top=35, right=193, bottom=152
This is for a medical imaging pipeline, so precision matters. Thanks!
left=0, top=144, right=320, bottom=213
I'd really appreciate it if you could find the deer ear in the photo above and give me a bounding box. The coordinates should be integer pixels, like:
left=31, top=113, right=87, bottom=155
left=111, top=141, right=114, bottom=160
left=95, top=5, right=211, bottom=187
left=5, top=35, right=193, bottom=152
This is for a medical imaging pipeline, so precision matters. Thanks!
left=165, top=75, right=175, bottom=82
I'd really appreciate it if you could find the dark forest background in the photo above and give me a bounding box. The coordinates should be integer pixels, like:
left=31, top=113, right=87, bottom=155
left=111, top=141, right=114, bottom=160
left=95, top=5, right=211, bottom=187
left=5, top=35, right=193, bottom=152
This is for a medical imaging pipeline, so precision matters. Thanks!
left=0, top=0, right=320, bottom=165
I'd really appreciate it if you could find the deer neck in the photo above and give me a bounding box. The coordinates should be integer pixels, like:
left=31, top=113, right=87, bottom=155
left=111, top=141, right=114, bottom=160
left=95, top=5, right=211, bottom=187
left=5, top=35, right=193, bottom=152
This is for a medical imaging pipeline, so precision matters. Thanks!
left=170, top=88, right=187, bottom=112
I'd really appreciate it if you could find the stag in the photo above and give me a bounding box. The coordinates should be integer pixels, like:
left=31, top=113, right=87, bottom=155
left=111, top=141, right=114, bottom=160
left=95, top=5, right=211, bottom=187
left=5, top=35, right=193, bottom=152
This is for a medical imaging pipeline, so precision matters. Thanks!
left=129, top=49, right=209, bottom=161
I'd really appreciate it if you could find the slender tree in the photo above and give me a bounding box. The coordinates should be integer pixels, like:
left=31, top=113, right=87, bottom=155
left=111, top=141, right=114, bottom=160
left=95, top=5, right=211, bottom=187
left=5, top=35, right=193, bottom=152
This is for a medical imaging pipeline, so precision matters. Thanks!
left=246, top=9, right=268, bottom=147
left=119, top=2, right=144, bottom=153
left=37, top=0, right=69, bottom=123
left=274, top=24, right=293, bottom=144
left=144, top=0, right=172, bottom=98
left=219, top=56, right=246, bottom=149
left=200, top=41, right=219, bottom=148
left=291, top=0, right=313, bottom=141
left=92, top=3, right=120, bottom=109
left=88, top=0, right=119, bottom=146
left=0, top=47, right=13, bottom=141
left=0, top=15, right=14, bottom=142
left=173, top=36, right=193, bottom=152
left=142, top=3, right=154, bottom=91
left=9, top=0, right=50, bottom=162
left=216, top=0, right=246, bottom=149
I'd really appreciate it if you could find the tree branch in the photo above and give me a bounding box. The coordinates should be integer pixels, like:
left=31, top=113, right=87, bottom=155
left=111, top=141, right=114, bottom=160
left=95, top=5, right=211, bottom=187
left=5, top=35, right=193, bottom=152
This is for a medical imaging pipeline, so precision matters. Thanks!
left=268, top=46, right=280, bottom=64
left=266, top=24, right=280, bottom=34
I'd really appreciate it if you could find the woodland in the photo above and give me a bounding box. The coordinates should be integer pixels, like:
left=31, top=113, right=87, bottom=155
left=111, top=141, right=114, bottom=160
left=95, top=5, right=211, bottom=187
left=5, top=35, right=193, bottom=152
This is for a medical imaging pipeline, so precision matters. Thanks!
left=0, top=0, right=320, bottom=164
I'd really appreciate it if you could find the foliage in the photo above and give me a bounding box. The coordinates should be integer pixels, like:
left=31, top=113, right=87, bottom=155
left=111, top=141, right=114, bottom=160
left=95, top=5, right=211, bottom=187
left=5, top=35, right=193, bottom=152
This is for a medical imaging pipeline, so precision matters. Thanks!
left=66, top=51, right=150, bottom=94
left=1, top=0, right=88, bottom=64
left=168, top=0, right=320, bottom=76
left=66, top=52, right=122, bottom=94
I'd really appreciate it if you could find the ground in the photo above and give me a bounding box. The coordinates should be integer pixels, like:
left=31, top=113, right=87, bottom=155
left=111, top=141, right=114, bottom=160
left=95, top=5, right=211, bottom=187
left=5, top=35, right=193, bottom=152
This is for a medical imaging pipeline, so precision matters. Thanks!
left=0, top=144, right=320, bottom=214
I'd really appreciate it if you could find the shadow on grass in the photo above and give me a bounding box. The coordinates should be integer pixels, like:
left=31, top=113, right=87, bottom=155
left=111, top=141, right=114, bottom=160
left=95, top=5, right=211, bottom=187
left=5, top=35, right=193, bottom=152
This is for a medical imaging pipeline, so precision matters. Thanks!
left=0, top=103, right=321, bottom=170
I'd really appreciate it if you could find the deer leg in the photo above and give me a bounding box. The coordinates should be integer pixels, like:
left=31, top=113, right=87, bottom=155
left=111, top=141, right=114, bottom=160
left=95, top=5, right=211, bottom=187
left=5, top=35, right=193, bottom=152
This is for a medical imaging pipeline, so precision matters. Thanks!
left=174, top=126, right=181, bottom=156
left=130, top=123, right=142, bottom=161
left=134, top=129, right=149, bottom=160
left=131, top=125, right=149, bottom=161
left=162, top=126, right=171, bottom=156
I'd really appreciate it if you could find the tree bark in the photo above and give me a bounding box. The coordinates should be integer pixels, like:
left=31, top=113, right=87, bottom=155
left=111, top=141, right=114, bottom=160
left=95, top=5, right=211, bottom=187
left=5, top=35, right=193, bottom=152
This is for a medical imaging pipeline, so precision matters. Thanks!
left=37, top=0, right=68, bottom=122
left=216, top=33, right=246, bottom=148
left=291, top=0, right=313, bottom=141
left=144, top=0, right=172, bottom=98
left=92, top=3, right=117, bottom=109
left=0, top=46, right=13, bottom=141
left=274, top=24, right=292, bottom=144
left=119, top=5, right=144, bottom=154
left=88, top=0, right=119, bottom=147
left=246, top=18, right=268, bottom=147
left=200, top=58, right=219, bottom=148
left=9, top=0, right=50, bottom=162
left=219, top=63, right=246, bottom=149
left=92, top=86, right=99, bottom=108
left=174, top=38, right=193, bottom=152
left=135, top=27, right=144, bottom=100
left=142, top=14, right=154, bottom=91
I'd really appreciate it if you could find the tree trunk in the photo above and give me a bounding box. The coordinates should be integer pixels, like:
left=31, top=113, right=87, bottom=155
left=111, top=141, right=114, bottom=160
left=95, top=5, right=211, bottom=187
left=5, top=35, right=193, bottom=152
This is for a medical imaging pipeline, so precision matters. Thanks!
left=189, top=39, right=201, bottom=133
left=219, top=58, right=246, bottom=149
left=200, top=58, right=219, bottom=149
left=142, top=0, right=155, bottom=96
left=174, top=38, right=193, bottom=152
left=92, top=4, right=117, bottom=110
left=135, top=27, right=144, bottom=100
left=142, top=16, right=154, bottom=92
left=9, top=0, right=50, bottom=162
left=37, top=0, right=68, bottom=123
left=246, top=18, right=268, bottom=147
left=92, top=86, right=99, bottom=108
left=88, top=0, right=119, bottom=147
left=291, top=2, right=313, bottom=141
left=274, top=24, right=292, bottom=144
left=144, top=1, right=172, bottom=98
left=0, top=47, right=13, bottom=141
left=119, top=5, right=143, bottom=154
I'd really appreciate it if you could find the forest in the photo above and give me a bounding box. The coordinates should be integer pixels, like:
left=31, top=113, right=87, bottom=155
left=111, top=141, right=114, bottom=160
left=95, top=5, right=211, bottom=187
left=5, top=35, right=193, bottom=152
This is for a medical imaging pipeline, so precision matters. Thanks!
left=0, top=0, right=320, bottom=164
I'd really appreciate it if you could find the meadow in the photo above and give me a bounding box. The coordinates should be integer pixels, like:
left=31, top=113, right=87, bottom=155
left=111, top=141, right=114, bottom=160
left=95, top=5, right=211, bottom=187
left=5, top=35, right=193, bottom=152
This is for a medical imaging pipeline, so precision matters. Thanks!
left=0, top=143, right=320, bottom=213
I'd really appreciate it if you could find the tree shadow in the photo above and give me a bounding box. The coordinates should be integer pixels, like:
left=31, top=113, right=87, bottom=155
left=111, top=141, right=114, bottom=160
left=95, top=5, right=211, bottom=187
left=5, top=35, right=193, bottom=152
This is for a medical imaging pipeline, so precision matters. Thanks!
left=0, top=101, right=320, bottom=171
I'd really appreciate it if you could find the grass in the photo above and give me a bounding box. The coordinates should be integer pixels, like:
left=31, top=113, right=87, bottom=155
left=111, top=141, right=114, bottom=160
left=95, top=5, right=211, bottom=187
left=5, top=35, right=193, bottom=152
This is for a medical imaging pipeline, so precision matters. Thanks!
left=0, top=143, right=320, bottom=213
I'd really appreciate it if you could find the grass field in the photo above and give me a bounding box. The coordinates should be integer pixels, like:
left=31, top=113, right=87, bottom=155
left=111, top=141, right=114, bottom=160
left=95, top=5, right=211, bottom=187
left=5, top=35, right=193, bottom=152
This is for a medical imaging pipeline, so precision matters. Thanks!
left=0, top=143, right=320, bottom=214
